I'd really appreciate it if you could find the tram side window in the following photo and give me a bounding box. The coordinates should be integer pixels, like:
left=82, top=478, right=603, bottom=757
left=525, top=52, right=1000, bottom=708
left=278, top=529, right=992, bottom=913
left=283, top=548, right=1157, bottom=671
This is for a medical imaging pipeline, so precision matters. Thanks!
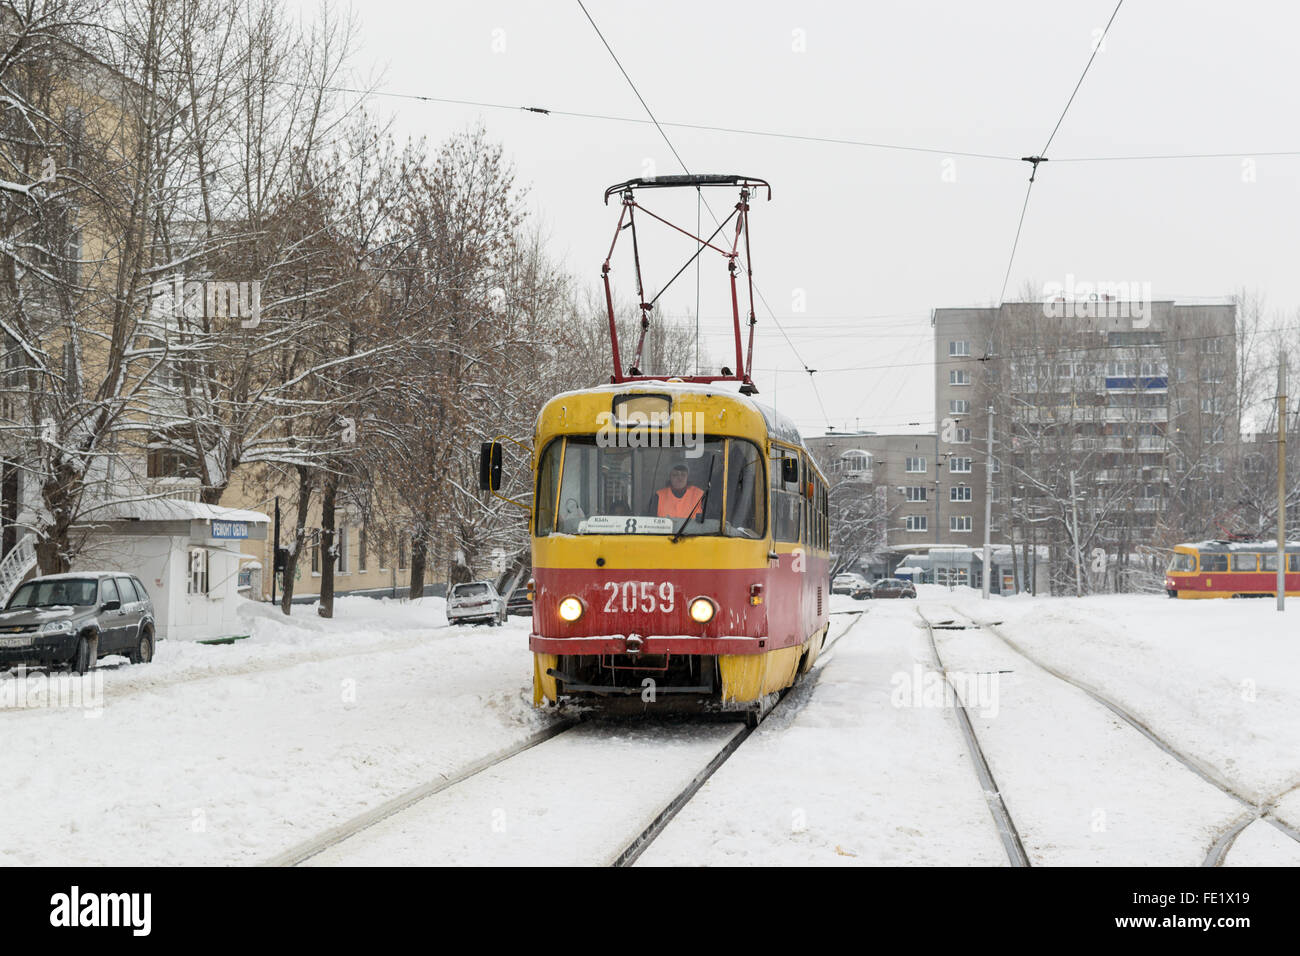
left=1200, top=553, right=1228, bottom=573
left=724, top=440, right=766, bottom=538
left=1291, top=554, right=1300, bottom=573
left=535, top=439, right=561, bottom=536
left=1231, top=554, right=1257, bottom=572
left=770, top=448, right=801, bottom=543
left=1261, top=554, right=1279, bottom=572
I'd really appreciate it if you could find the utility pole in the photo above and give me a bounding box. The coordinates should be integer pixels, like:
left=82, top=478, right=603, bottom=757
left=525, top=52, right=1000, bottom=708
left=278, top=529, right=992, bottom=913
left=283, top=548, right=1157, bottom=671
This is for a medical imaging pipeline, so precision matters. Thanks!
left=1069, top=469, right=1083, bottom=598
left=1278, top=353, right=1288, bottom=611
left=271, top=495, right=280, bottom=606
left=983, top=405, right=995, bottom=598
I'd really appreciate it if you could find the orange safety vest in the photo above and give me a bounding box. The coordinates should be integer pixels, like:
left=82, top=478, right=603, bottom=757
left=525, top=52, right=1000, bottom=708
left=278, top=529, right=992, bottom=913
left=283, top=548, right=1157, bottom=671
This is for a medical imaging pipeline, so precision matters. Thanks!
left=655, top=485, right=704, bottom=519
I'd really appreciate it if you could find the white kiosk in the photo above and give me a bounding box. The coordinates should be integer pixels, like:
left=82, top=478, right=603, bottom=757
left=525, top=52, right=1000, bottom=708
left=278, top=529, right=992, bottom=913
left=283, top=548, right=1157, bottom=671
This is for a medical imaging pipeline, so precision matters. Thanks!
left=76, top=498, right=270, bottom=642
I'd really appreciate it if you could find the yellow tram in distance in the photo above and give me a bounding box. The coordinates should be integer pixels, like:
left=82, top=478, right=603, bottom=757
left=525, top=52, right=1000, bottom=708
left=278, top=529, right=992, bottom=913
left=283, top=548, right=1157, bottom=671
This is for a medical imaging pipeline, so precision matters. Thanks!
left=1165, top=540, right=1300, bottom=598
left=485, top=381, right=831, bottom=720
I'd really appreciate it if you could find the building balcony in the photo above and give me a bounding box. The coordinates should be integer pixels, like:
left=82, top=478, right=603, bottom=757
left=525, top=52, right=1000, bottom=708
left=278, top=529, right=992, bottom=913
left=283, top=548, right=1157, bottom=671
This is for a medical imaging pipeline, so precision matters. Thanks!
left=1105, top=407, right=1168, bottom=423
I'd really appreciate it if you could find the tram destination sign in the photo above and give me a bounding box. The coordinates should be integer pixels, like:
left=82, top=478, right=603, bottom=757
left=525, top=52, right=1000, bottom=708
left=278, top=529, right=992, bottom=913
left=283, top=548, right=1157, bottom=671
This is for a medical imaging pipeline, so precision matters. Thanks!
left=577, top=515, right=675, bottom=535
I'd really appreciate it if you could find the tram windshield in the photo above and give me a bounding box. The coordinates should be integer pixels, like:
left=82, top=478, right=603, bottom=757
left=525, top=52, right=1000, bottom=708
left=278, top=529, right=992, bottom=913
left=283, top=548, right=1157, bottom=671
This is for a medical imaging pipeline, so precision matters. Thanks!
left=1167, top=552, right=1195, bottom=572
left=536, top=436, right=766, bottom=538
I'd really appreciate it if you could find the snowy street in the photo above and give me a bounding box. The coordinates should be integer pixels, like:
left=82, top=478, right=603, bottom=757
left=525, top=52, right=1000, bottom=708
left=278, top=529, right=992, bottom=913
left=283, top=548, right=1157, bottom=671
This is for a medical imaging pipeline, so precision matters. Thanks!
left=3, top=589, right=1297, bottom=867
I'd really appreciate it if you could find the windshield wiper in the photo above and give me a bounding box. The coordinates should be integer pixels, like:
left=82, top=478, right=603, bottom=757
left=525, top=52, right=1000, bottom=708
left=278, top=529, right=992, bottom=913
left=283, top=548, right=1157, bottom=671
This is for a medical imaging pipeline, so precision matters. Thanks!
left=671, top=456, right=716, bottom=543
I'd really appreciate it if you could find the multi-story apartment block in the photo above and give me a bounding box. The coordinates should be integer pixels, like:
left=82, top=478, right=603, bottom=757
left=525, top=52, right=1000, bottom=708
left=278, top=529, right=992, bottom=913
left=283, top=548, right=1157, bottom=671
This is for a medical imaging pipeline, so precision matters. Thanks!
left=809, top=297, right=1239, bottom=593
left=934, top=298, right=1238, bottom=587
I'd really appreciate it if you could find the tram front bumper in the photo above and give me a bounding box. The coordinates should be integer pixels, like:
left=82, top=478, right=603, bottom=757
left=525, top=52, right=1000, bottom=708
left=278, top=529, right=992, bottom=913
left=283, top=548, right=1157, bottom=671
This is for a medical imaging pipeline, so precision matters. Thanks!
left=529, top=633, right=784, bottom=656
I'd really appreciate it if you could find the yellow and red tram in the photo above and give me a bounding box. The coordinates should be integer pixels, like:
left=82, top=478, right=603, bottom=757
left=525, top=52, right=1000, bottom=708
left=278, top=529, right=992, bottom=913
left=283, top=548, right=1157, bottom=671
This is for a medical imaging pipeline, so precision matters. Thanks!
left=1165, top=541, right=1300, bottom=598
left=480, top=174, right=830, bottom=718
left=520, top=383, right=830, bottom=718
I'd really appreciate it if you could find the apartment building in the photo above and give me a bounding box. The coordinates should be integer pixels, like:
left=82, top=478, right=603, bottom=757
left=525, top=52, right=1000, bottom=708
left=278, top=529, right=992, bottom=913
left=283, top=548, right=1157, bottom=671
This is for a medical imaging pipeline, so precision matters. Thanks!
left=934, top=298, right=1238, bottom=572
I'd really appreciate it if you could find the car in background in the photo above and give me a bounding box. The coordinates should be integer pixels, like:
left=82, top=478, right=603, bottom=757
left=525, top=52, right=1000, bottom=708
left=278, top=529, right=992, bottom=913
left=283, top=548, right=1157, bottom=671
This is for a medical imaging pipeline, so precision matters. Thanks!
left=869, top=577, right=917, bottom=599
left=0, top=572, right=156, bottom=673
left=447, top=581, right=506, bottom=626
left=832, top=572, right=869, bottom=596
left=506, top=586, right=532, bottom=618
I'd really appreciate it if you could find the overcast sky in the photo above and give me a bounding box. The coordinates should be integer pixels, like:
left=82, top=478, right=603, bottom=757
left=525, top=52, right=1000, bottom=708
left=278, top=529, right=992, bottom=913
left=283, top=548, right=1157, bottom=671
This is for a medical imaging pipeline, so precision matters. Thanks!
left=297, top=0, right=1300, bottom=436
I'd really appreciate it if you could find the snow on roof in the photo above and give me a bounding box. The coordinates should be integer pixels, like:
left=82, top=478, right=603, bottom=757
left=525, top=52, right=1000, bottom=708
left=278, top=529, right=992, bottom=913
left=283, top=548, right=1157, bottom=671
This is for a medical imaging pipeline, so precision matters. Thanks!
left=95, top=497, right=269, bottom=524
left=1181, top=539, right=1300, bottom=553
left=27, top=571, right=128, bottom=580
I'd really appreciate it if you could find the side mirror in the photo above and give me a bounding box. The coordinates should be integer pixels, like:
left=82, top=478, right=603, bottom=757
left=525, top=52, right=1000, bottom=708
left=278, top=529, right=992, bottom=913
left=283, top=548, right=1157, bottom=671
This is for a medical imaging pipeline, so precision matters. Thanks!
left=101, top=600, right=121, bottom=612
left=781, top=457, right=799, bottom=485
left=479, top=441, right=503, bottom=492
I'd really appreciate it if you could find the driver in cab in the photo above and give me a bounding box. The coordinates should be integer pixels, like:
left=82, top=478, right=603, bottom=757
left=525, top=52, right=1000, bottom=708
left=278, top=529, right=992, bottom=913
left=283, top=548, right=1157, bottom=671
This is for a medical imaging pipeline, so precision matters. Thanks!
left=649, top=463, right=704, bottom=520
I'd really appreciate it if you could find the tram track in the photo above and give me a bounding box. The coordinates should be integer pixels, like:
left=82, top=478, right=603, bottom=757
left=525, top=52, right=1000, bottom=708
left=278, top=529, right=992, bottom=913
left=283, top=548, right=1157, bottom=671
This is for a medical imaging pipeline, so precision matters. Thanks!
left=265, top=610, right=867, bottom=867
left=928, top=604, right=1300, bottom=867
left=915, top=607, right=1029, bottom=867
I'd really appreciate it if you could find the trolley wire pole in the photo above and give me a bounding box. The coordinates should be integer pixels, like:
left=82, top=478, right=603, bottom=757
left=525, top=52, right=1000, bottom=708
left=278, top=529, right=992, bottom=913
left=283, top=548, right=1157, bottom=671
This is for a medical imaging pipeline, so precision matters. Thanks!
left=1278, top=353, right=1288, bottom=612
left=983, top=405, right=995, bottom=599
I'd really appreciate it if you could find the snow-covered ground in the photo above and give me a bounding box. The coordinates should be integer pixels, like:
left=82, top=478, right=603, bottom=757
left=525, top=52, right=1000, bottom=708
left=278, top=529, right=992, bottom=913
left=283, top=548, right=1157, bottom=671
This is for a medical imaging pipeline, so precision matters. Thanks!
left=3, top=588, right=1299, bottom=866
left=0, top=597, right=552, bottom=865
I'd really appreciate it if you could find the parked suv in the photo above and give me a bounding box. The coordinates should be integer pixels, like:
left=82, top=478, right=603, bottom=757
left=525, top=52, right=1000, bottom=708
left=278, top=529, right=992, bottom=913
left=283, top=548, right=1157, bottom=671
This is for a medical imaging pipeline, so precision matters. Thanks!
left=0, top=572, right=156, bottom=673
left=447, top=581, right=506, bottom=626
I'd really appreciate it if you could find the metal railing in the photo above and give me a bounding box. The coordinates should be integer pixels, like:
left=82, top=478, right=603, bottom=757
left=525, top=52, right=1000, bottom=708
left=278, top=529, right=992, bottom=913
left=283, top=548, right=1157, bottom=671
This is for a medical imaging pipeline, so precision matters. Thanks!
left=0, top=533, right=37, bottom=606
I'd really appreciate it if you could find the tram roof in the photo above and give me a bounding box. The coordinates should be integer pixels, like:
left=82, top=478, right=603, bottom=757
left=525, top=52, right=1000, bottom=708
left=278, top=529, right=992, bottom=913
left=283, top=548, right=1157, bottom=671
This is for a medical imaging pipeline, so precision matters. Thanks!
left=1179, top=540, right=1300, bottom=553
left=540, top=380, right=805, bottom=447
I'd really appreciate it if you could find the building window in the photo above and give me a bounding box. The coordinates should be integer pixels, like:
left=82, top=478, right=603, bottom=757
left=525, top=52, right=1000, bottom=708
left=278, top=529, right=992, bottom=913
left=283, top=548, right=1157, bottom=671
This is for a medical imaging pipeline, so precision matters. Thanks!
left=949, top=340, right=970, bottom=357
left=905, top=486, right=927, bottom=502
left=950, top=484, right=972, bottom=502
left=949, top=457, right=972, bottom=473
left=954, top=427, right=971, bottom=443
left=950, top=399, right=970, bottom=414
left=905, top=515, right=928, bottom=532
left=311, top=540, right=320, bottom=575
left=358, top=526, right=368, bottom=572
left=949, top=369, right=971, bottom=386
left=950, top=515, right=973, bottom=533
left=839, top=450, right=871, bottom=476
left=1201, top=397, right=1222, bottom=414
left=337, top=525, right=349, bottom=573
left=905, top=456, right=927, bottom=473
left=398, top=535, right=408, bottom=570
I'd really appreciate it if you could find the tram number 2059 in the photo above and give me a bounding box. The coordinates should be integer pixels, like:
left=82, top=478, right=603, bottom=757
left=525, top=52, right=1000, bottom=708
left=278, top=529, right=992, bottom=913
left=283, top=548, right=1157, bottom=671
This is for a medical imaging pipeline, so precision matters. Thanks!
left=604, top=581, right=676, bottom=614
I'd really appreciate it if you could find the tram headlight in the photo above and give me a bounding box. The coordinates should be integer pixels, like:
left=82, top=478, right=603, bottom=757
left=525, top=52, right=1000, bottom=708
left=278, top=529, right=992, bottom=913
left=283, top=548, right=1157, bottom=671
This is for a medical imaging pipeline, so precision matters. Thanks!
left=558, top=596, right=585, bottom=622
left=688, top=597, right=716, bottom=624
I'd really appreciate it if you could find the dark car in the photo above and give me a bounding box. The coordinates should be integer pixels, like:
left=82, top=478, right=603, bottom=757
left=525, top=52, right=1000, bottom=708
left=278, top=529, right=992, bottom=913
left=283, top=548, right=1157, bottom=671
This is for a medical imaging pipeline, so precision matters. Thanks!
left=506, top=586, right=532, bottom=618
left=870, top=577, right=917, bottom=599
left=0, top=572, right=156, bottom=673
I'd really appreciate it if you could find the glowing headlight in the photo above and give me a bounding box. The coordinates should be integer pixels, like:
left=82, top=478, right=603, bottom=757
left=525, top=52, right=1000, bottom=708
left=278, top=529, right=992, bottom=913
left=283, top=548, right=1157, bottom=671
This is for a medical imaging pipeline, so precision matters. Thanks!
left=38, top=620, right=74, bottom=634
left=688, top=597, right=716, bottom=623
left=558, top=597, right=584, bottom=622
